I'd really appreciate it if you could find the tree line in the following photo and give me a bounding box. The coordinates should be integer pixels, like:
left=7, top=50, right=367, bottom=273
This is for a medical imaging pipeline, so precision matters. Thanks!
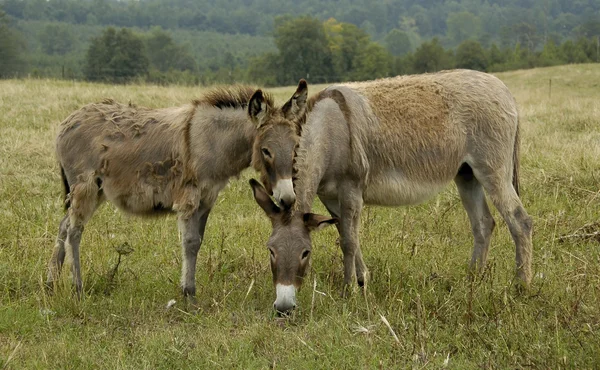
left=1, top=6, right=599, bottom=84
left=3, top=0, right=600, bottom=46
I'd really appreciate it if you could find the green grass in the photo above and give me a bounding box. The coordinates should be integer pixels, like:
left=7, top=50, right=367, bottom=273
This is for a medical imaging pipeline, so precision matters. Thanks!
left=1, top=66, right=600, bottom=368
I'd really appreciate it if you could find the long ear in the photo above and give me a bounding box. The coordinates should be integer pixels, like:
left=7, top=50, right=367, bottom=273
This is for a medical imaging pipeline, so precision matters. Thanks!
left=248, top=90, right=269, bottom=128
left=303, top=213, right=337, bottom=232
left=250, top=179, right=281, bottom=218
left=281, top=79, right=308, bottom=120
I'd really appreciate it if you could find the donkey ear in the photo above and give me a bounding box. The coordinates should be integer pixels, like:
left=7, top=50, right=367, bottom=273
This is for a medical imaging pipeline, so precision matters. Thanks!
left=303, top=213, right=338, bottom=232
left=248, top=90, right=269, bottom=127
left=281, top=79, right=308, bottom=120
left=250, top=179, right=281, bottom=218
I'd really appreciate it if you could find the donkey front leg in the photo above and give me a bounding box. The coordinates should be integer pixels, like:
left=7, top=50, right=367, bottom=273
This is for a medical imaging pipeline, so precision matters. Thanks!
left=320, top=196, right=368, bottom=287
left=338, top=184, right=364, bottom=295
left=46, top=214, right=70, bottom=289
left=66, top=222, right=85, bottom=295
left=178, top=207, right=211, bottom=301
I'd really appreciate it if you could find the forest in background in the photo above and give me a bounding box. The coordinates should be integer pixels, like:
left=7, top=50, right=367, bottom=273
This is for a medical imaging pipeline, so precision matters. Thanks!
left=1, top=0, right=599, bottom=85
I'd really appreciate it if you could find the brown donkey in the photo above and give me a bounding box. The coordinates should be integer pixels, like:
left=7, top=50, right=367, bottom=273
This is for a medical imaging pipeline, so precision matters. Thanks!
left=248, top=70, right=533, bottom=313
left=48, top=86, right=293, bottom=300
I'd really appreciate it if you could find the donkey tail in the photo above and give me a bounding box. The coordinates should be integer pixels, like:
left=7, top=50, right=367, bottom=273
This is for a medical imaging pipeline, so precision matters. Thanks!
left=60, top=166, right=71, bottom=210
left=512, top=119, right=520, bottom=197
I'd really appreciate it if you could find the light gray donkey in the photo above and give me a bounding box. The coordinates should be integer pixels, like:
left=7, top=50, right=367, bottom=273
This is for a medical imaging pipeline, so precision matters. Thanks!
left=48, top=86, right=287, bottom=300
left=248, top=70, right=533, bottom=313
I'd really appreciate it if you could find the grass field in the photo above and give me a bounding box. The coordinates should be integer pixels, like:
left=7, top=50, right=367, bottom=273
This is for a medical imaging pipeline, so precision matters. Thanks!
left=1, top=65, right=599, bottom=369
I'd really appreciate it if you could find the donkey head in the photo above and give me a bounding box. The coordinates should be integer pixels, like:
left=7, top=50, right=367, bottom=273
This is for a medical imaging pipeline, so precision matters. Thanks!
left=249, top=179, right=336, bottom=314
left=249, top=79, right=308, bottom=209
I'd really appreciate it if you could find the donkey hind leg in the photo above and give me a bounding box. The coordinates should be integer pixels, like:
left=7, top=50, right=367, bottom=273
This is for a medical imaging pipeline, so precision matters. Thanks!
left=454, top=164, right=496, bottom=277
left=46, top=214, right=70, bottom=288
left=65, top=177, right=103, bottom=296
left=320, top=196, right=368, bottom=287
left=337, top=184, right=364, bottom=295
left=476, top=169, right=533, bottom=287
left=179, top=207, right=211, bottom=302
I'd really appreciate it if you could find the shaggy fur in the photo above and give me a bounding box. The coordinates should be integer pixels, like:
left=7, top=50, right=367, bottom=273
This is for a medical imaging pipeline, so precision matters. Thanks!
left=252, top=70, right=533, bottom=312
left=48, top=86, right=275, bottom=298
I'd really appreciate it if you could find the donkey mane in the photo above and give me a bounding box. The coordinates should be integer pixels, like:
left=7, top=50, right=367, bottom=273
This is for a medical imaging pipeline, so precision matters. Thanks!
left=193, top=85, right=274, bottom=110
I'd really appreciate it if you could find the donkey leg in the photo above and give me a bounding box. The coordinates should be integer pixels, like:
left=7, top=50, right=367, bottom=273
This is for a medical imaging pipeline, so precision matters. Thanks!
left=454, top=168, right=496, bottom=276
left=480, top=175, right=533, bottom=287
left=337, top=185, right=364, bottom=294
left=320, top=196, right=368, bottom=287
left=46, top=214, right=70, bottom=288
left=179, top=207, right=210, bottom=301
left=65, top=221, right=85, bottom=295
left=65, top=177, right=102, bottom=296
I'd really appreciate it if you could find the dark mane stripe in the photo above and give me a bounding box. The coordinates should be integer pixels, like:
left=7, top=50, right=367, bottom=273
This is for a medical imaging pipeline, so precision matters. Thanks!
left=194, top=85, right=273, bottom=110
left=293, top=88, right=348, bottom=128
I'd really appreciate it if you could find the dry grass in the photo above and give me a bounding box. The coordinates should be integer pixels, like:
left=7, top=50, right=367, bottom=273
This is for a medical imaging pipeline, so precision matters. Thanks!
left=1, top=66, right=599, bottom=369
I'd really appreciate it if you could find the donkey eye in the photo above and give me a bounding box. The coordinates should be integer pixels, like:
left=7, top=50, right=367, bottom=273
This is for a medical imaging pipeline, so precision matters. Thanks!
left=269, top=248, right=276, bottom=259
left=261, top=148, right=272, bottom=159
left=301, top=250, right=310, bottom=260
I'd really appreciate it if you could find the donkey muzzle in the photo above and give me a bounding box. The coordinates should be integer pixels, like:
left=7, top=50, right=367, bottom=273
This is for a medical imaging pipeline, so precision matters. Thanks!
left=274, top=284, right=297, bottom=314
left=272, top=178, right=295, bottom=209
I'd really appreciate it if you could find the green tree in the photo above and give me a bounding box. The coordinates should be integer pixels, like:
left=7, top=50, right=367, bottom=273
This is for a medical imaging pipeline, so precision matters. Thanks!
left=273, top=16, right=333, bottom=84
left=384, top=29, right=412, bottom=56
left=560, top=40, right=589, bottom=63
left=145, top=27, right=196, bottom=72
left=574, top=17, right=600, bottom=38
left=455, top=40, right=488, bottom=71
left=0, top=9, right=23, bottom=77
left=446, top=11, right=483, bottom=45
left=85, top=27, right=149, bottom=83
left=39, top=23, right=76, bottom=55
left=539, top=39, right=562, bottom=66
left=325, top=19, right=370, bottom=81
left=352, top=42, right=392, bottom=80
left=246, top=52, right=280, bottom=86
left=487, top=43, right=507, bottom=67
left=414, top=12, right=432, bottom=37
left=513, top=22, right=539, bottom=51
left=412, top=38, right=453, bottom=73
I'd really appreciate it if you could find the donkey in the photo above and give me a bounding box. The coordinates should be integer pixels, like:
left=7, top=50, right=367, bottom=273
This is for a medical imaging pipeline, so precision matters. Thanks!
left=48, top=85, right=295, bottom=300
left=248, top=70, right=533, bottom=313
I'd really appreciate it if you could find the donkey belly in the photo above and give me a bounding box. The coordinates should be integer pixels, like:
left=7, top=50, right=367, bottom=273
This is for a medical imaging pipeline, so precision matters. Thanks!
left=363, top=170, right=449, bottom=206
left=102, top=177, right=176, bottom=216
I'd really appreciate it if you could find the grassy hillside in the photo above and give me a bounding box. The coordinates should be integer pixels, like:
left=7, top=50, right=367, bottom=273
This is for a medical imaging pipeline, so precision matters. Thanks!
left=1, top=65, right=599, bottom=368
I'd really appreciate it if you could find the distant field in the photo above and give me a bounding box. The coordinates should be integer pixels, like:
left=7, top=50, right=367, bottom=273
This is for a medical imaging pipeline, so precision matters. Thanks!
left=1, top=65, right=599, bottom=368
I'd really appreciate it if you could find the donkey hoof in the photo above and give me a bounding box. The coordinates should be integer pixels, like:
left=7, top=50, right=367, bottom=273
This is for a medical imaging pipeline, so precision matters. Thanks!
left=183, top=292, right=198, bottom=308
left=356, top=271, right=368, bottom=288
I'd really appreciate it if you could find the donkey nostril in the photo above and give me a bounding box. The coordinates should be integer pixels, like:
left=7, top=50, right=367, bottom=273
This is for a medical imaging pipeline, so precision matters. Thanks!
left=274, top=303, right=296, bottom=315
left=280, top=195, right=295, bottom=209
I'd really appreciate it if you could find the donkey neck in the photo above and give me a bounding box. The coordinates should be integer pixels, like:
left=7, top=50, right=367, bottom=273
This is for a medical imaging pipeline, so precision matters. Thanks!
left=293, top=110, right=332, bottom=214
left=187, top=107, right=257, bottom=182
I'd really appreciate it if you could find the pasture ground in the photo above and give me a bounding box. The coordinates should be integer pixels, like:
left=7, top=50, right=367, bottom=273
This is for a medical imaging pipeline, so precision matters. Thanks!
left=1, top=65, right=599, bottom=369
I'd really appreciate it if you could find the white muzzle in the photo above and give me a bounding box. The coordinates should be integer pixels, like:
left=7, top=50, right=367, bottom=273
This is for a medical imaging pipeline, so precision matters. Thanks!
left=272, top=178, right=296, bottom=208
left=274, top=284, right=297, bottom=313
